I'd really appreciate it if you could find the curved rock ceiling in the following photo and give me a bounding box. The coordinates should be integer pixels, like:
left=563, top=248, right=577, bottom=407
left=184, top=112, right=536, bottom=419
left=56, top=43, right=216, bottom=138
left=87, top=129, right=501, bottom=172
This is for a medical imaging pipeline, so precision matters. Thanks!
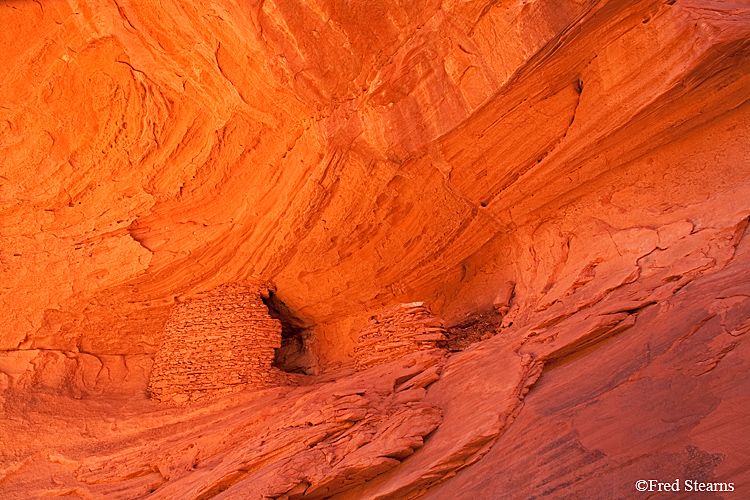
left=2, top=0, right=750, bottom=498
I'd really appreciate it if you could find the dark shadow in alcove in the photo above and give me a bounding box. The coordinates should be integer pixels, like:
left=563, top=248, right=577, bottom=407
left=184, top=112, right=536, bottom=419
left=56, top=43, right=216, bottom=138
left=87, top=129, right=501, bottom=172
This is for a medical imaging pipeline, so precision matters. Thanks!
left=262, top=291, right=317, bottom=375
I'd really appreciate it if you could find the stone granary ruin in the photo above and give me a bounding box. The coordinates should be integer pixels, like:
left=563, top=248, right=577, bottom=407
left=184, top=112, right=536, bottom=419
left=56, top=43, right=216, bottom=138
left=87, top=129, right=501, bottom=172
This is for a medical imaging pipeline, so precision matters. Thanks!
left=354, top=302, right=448, bottom=371
left=148, top=283, right=282, bottom=405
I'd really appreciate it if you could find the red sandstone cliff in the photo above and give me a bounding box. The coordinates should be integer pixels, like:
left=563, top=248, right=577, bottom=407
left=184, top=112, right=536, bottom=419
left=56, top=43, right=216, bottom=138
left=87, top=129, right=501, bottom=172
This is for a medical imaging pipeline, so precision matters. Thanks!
left=1, top=0, right=749, bottom=498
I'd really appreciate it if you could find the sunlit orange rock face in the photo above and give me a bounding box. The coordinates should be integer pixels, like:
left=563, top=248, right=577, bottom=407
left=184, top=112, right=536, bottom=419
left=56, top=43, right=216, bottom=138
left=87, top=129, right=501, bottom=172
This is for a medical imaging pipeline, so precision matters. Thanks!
left=2, top=0, right=750, bottom=498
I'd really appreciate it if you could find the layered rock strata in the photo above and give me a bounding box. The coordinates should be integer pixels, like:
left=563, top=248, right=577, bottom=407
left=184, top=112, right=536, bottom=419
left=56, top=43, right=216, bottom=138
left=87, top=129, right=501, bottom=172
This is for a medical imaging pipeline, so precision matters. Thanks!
left=1, top=0, right=750, bottom=497
left=148, top=283, right=281, bottom=405
left=354, top=302, right=448, bottom=370
left=1, top=351, right=446, bottom=500
left=2, top=216, right=749, bottom=499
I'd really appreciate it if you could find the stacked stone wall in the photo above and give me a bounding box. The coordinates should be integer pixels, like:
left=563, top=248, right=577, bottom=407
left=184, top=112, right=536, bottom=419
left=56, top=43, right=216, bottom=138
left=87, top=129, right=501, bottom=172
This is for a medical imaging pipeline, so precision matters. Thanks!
left=148, top=283, right=281, bottom=404
left=354, top=302, right=447, bottom=371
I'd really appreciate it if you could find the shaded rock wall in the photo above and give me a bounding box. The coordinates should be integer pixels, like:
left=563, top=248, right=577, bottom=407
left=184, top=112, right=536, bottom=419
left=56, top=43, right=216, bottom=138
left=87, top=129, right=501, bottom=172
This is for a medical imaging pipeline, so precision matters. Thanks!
left=4, top=215, right=747, bottom=499
left=421, top=226, right=750, bottom=500
left=11, top=0, right=749, bottom=378
left=1, top=0, right=750, bottom=497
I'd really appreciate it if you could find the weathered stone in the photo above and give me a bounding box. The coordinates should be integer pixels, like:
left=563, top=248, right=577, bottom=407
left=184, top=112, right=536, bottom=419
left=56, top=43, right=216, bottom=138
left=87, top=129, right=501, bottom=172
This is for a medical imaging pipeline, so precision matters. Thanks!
left=148, top=283, right=281, bottom=404
left=354, top=302, right=447, bottom=371
left=2, top=0, right=750, bottom=498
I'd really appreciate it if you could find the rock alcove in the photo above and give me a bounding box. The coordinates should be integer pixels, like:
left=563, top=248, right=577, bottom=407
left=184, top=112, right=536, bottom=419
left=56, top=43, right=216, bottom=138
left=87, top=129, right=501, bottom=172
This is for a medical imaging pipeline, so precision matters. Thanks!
left=2, top=0, right=750, bottom=498
left=263, top=289, right=319, bottom=375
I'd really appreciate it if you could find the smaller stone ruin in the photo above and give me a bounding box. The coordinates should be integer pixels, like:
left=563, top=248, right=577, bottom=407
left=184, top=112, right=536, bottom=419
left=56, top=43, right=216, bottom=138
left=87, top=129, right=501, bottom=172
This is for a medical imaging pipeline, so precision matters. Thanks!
left=148, top=282, right=281, bottom=405
left=354, top=302, right=447, bottom=371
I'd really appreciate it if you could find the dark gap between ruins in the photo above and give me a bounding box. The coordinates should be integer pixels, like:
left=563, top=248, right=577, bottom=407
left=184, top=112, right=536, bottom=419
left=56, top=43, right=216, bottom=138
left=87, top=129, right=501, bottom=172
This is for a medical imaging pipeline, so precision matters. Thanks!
left=263, top=291, right=316, bottom=375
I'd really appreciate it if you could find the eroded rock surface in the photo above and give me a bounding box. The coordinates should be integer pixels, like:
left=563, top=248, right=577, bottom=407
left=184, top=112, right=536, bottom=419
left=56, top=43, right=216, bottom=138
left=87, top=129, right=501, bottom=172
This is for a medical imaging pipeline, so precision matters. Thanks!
left=1, top=352, right=446, bottom=500
left=422, top=227, right=750, bottom=500
left=2, top=0, right=750, bottom=498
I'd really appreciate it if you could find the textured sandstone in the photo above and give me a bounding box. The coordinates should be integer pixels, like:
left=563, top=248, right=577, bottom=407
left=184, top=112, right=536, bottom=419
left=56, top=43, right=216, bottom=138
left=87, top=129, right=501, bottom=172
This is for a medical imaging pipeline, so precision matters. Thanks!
left=2, top=0, right=750, bottom=498
left=1, top=351, right=445, bottom=500
left=421, top=230, right=750, bottom=500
